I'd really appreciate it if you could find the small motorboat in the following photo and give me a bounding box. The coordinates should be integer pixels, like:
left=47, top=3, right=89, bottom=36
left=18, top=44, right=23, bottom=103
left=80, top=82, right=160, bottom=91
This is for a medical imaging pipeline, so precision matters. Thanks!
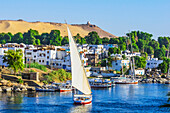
left=89, top=78, right=112, bottom=88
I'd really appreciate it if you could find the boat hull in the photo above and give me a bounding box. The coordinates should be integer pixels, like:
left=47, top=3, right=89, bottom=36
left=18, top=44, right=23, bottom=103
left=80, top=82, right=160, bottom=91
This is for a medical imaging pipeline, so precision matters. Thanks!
left=91, top=85, right=111, bottom=88
left=36, top=89, right=56, bottom=92
left=115, top=81, right=138, bottom=84
left=60, top=89, right=72, bottom=92
left=74, top=94, right=92, bottom=105
left=74, top=100, right=92, bottom=105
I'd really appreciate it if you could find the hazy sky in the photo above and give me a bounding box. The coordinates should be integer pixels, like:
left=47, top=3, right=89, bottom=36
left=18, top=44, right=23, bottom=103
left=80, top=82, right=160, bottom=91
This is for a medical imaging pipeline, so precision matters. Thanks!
left=1, top=0, right=170, bottom=39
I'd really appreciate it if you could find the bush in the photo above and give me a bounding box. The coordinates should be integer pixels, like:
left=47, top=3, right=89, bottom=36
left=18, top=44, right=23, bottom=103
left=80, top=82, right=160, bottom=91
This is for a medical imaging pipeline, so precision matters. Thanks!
left=17, top=73, right=22, bottom=76
left=29, top=69, right=36, bottom=72
left=42, top=80, right=48, bottom=85
left=18, top=78, right=23, bottom=84
left=25, top=63, right=47, bottom=72
left=44, top=69, right=71, bottom=82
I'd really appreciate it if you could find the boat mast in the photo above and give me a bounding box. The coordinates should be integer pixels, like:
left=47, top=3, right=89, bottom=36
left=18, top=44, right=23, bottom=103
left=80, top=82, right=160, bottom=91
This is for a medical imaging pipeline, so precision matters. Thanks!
left=129, top=31, right=135, bottom=80
left=167, top=44, right=170, bottom=78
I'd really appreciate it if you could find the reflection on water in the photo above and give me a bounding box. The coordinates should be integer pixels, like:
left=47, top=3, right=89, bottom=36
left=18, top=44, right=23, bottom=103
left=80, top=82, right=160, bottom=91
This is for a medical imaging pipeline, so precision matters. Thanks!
left=60, top=91, right=72, bottom=97
left=0, top=84, right=170, bottom=113
left=0, top=92, right=23, bottom=104
left=70, top=103, right=92, bottom=113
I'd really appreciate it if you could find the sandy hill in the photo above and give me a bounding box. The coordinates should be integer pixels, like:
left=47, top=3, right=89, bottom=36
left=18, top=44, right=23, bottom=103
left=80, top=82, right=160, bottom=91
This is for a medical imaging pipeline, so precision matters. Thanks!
left=0, top=20, right=117, bottom=38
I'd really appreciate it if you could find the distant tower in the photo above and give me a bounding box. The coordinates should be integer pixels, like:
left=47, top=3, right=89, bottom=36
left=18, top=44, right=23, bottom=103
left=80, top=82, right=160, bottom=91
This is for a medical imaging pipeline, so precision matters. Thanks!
left=87, top=21, right=90, bottom=25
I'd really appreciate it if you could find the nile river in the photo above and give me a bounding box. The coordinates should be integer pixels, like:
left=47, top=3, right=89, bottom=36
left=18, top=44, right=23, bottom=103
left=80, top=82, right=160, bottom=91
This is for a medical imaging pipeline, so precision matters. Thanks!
left=0, top=84, right=170, bottom=113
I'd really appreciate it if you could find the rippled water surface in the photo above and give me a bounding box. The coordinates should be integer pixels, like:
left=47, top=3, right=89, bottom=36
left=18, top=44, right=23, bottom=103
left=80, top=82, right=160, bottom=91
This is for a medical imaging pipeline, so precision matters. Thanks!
left=0, top=84, right=170, bottom=113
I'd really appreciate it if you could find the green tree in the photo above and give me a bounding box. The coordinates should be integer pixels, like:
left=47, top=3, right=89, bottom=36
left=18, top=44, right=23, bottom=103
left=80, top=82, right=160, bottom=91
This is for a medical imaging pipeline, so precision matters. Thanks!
left=12, top=32, right=23, bottom=43
left=74, top=33, right=82, bottom=44
left=137, top=39, right=146, bottom=52
left=154, top=48, right=166, bottom=59
left=23, top=29, right=38, bottom=44
left=109, top=38, right=119, bottom=44
left=4, top=34, right=12, bottom=43
left=102, top=37, right=109, bottom=44
left=85, top=31, right=100, bottom=44
left=80, top=38, right=86, bottom=45
left=158, top=61, right=168, bottom=73
left=158, top=37, right=169, bottom=48
left=3, top=49, right=24, bottom=75
left=41, top=33, right=50, bottom=44
left=49, top=30, right=62, bottom=46
left=96, top=37, right=102, bottom=44
left=119, top=42, right=126, bottom=51
left=158, top=58, right=170, bottom=73
left=36, top=39, right=41, bottom=45
left=134, top=56, right=146, bottom=68
left=144, top=46, right=154, bottom=55
left=61, top=36, right=69, bottom=45
left=109, top=47, right=121, bottom=54
left=148, top=39, right=160, bottom=50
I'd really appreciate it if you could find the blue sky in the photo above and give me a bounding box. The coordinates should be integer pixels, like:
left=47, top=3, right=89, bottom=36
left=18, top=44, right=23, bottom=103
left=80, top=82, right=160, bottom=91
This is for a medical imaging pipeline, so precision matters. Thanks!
left=0, top=0, right=170, bottom=39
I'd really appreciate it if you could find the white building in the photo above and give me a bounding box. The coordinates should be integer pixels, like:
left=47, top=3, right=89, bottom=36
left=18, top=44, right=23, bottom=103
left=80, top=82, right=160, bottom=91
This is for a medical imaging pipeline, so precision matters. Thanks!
left=103, top=44, right=118, bottom=50
left=25, top=45, right=57, bottom=66
left=108, top=60, right=130, bottom=71
left=146, top=58, right=163, bottom=69
left=122, top=50, right=141, bottom=57
left=129, top=68, right=145, bottom=75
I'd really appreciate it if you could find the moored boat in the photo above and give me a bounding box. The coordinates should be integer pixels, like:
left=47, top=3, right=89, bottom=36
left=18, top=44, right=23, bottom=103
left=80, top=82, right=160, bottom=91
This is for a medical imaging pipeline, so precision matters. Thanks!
left=114, top=79, right=138, bottom=84
left=89, top=78, right=112, bottom=88
left=36, top=88, right=55, bottom=92
left=51, top=82, right=72, bottom=92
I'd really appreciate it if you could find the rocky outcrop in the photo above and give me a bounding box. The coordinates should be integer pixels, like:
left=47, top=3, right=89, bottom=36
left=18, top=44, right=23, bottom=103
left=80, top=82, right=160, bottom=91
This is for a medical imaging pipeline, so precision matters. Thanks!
left=139, top=78, right=169, bottom=84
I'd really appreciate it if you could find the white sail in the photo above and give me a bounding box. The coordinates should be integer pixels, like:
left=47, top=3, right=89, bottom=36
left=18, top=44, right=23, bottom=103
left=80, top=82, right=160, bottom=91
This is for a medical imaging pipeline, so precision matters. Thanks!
left=67, top=25, right=91, bottom=95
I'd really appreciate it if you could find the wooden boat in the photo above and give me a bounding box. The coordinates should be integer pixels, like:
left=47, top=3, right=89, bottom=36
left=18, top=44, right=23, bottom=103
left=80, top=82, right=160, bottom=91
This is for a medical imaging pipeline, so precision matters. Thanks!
left=51, top=83, right=72, bottom=92
left=89, top=78, right=112, bottom=88
left=115, top=79, right=138, bottom=84
left=67, top=24, right=92, bottom=105
left=36, top=88, right=55, bottom=92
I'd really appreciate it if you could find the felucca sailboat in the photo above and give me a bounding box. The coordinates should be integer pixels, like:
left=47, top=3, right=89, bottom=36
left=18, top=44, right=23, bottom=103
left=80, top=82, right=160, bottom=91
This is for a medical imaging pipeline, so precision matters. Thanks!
left=66, top=24, right=92, bottom=104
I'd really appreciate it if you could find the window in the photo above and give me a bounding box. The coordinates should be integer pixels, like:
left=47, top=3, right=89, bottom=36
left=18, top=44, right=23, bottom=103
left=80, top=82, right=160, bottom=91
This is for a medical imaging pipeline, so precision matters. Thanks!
left=27, top=52, right=32, bottom=55
left=116, top=63, right=118, bottom=65
left=34, top=56, right=36, bottom=58
left=47, top=51, right=49, bottom=54
left=47, top=56, right=49, bottom=59
left=39, top=60, right=41, bottom=62
left=147, top=63, right=150, bottom=65
left=42, top=60, right=44, bottom=62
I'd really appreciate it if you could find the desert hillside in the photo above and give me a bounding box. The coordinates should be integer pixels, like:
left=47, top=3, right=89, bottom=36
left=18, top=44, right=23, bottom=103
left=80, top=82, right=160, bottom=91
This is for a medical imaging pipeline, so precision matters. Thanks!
left=0, top=20, right=117, bottom=38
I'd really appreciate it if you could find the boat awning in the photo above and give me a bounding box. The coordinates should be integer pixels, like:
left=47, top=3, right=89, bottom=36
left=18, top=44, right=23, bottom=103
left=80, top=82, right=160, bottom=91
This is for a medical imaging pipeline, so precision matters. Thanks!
left=74, top=94, right=92, bottom=97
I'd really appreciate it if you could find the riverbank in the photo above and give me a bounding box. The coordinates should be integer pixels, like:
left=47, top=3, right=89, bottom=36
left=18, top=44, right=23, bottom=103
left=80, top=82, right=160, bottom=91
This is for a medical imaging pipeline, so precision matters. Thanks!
left=138, top=77, right=170, bottom=84
left=0, top=79, right=36, bottom=92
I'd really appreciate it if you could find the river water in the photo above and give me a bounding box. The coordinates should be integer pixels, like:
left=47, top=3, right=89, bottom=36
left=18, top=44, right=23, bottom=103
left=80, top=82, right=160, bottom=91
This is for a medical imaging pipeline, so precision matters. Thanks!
left=0, top=84, right=170, bottom=113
